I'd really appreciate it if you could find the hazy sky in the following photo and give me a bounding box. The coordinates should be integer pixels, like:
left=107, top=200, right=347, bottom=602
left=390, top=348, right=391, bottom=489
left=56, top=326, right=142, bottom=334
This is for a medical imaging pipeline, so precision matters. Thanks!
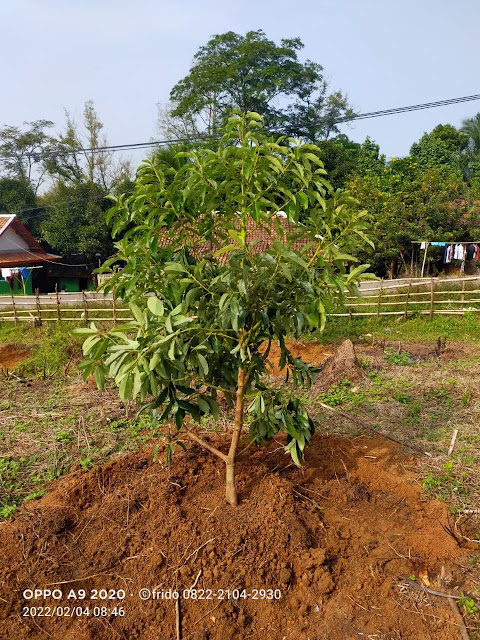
left=1, top=0, right=479, bottom=166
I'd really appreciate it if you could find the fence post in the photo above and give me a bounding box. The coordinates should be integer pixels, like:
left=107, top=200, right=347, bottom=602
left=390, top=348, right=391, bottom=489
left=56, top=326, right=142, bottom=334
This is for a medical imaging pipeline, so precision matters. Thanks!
left=429, top=277, right=435, bottom=318
left=404, top=281, right=411, bottom=319
left=376, top=279, right=383, bottom=321
left=35, top=288, right=42, bottom=325
left=82, top=290, right=89, bottom=325
left=55, top=284, right=61, bottom=322
left=11, top=294, right=17, bottom=325
left=112, top=291, right=117, bottom=325
left=461, top=280, right=465, bottom=315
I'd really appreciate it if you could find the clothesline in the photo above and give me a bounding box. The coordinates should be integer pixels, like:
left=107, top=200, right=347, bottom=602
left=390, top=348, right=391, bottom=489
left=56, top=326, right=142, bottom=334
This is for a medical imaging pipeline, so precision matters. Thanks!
left=413, top=240, right=480, bottom=276
left=412, top=241, right=480, bottom=245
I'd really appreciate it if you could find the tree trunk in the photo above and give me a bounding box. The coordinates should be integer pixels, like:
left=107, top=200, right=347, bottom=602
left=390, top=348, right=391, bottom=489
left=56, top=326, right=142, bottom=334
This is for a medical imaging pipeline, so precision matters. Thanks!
left=225, top=461, right=237, bottom=506
left=225, top=367, right=246, bottom=506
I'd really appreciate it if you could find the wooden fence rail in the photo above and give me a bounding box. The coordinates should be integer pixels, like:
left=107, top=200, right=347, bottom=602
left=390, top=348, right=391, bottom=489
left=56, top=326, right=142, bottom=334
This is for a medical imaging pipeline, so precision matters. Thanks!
left=1, top=278, right=480, bottom=323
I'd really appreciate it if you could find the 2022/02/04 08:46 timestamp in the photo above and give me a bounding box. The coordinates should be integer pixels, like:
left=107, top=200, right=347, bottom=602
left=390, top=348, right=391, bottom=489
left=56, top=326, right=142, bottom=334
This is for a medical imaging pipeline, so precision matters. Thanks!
left=21, top=587, right=127, bottom=617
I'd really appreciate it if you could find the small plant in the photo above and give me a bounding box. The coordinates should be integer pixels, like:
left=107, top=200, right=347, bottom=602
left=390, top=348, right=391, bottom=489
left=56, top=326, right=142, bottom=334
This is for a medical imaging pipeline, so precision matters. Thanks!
left=0, top=503, right=17, bottom=519
left=321, top=379, right=354, bottom=406
left=384, top=347, right=413, bottom=366
left=458, top=595, right=479, bottom=614
left=79, top=457, right=94, bottom=470
left=393, top=392, right=412, bottom=404
left=54, top=430, right=74, bottom=444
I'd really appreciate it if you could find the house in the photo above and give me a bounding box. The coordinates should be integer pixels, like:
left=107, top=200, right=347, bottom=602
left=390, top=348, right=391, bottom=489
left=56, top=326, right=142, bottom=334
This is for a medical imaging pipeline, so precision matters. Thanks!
left=158, top=212, right=310, bottom=262
left=45, top=254, right=97, bottom=293
left=0, top=214, right=61, bottom=294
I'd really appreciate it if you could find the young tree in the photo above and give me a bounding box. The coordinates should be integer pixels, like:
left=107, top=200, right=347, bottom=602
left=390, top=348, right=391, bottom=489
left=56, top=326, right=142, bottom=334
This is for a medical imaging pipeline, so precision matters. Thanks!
left=79, top=112, right=373, bottom=505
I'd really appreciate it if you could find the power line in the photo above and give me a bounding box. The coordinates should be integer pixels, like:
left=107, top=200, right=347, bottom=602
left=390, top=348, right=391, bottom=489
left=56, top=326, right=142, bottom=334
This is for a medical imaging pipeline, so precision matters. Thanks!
left=334, top=93, right=480, bottom=123
left=1, top=92, right=480, bottom=162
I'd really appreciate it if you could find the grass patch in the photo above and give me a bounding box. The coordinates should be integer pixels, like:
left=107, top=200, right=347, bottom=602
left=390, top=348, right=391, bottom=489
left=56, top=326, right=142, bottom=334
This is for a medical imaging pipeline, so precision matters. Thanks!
left=316, top=312, right=480, bottom=344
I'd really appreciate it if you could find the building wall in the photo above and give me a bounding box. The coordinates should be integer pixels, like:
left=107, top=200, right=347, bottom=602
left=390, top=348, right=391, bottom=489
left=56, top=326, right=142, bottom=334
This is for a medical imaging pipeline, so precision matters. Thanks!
left=0, top=275, right=33, bottom=295
left=59, top=277, right=94, bottom=292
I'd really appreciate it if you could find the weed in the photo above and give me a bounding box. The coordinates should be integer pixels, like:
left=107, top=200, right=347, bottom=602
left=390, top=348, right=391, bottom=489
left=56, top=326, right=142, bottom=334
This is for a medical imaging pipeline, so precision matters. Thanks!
left=458, top=596, right=479, bottom=614
left=393, top=393, right=413, bottom=404
left=79, top=457, right=94, bottom=470
left=319, top=379, right=354, bottom=406
left=422, top=460, right=470, bottom=501
left=54, top=430, right=74, bottom=444
left=384, top=347, right=414, bottom=366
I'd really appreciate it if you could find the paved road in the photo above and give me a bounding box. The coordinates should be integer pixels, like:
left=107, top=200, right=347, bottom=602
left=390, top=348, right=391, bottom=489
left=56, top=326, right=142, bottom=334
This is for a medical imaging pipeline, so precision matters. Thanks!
left=359, top=275, right=480, bottom=292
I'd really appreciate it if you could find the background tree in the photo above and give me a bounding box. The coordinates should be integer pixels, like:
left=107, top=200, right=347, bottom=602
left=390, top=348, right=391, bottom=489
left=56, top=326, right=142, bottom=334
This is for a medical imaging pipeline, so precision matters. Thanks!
left=0, top=120, right=54, bottom=193
left=316, top=134, right=361, bottom=188
left=39, top=101, right=133, bottom=258
left=40, top=181, right=114, bottom=259
left=166, top=30, right=355, bottom=139
left=461, top=113, right=480, bottom=157
left=348, top=129, right=467, bottom=277
left=0, top=177, right=45, bottom=237
left=79, top=112, right=373, bottom=505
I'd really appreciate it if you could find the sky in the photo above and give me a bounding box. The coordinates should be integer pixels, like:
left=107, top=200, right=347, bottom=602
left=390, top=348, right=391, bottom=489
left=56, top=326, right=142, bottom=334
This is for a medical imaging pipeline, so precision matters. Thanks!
left=1, top=0, right=479, bottom=167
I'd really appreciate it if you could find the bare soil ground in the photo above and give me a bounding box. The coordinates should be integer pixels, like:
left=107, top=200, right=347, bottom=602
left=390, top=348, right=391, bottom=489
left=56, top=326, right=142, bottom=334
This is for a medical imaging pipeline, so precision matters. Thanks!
left=0, top=344, right=30, bottom=370
left=1, top=334, right=480, bottom=639
left=0, top=433, right=478, bottom=640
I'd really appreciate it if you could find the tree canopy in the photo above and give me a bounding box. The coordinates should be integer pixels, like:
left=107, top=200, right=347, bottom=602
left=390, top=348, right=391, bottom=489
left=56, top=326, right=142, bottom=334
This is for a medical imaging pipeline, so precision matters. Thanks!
left=80, top=112, right=373, bottom=504
left=166, top=30, right=355, bottom=139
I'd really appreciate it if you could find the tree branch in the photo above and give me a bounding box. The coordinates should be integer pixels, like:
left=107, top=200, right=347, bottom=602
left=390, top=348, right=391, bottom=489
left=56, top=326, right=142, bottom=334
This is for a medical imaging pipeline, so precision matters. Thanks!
left=185, top=430, right=228, bottom=462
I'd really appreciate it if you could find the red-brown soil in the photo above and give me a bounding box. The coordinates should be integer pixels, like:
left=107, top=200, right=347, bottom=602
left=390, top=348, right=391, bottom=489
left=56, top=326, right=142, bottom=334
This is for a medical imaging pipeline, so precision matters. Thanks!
left=0, top=344, right=29, bottom=370
left=0, top=433, right=477, bottom=640
left=263, top=340, right=334, bottom=375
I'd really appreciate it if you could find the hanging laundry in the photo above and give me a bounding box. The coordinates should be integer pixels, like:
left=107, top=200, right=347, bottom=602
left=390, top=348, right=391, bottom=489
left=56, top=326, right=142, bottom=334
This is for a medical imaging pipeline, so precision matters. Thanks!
left=6, top=274, right=14, bottom=291
left=431, top=242, right=447, bottom=246
left=453, top=244, right=465, bottom=260
left=466, top=244, right=476, bottom=261
left=444, top=245, right=454, bottom=264
left=420, top=242, right=427, bottom=249
left=19, top=267, right=30, bottom=279
left=475, top=245, right=480, bottom=261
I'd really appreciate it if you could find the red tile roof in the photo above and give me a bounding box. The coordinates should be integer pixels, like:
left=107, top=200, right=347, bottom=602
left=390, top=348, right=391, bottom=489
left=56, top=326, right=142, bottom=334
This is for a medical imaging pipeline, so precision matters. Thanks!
left=158, top=214, right=310, bottom=263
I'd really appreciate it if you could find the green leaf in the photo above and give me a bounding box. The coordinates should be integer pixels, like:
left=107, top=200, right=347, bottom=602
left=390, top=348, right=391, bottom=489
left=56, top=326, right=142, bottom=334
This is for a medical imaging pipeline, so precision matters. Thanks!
left=164, top=262, right=186, bottom=273
left=95, top=366, right=106, bottom=391
left=228, top=228, right=245, bottom=246
left=197, top=353, right=209, bottom=376
left=147, top=296, right=165, bottom=316
left=130, top=302, right=145, bottom=325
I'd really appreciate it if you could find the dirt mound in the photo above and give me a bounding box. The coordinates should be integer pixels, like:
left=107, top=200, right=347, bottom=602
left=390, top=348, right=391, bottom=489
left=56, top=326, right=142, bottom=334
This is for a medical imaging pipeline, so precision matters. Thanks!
left=0, top=433, right=477, bottom=640
left=0, top=344, right=30, bottom=370
left=263, top=340, right=333, bottom=376
left=311, top=338, right=363, bottom=394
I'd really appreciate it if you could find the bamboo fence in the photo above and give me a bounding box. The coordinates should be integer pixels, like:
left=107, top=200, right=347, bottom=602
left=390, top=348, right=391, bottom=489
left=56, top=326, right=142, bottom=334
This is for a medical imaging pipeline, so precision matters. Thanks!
left=334, top=276, right=480, bottom=319
left=1, top=276, right=480, bottom=324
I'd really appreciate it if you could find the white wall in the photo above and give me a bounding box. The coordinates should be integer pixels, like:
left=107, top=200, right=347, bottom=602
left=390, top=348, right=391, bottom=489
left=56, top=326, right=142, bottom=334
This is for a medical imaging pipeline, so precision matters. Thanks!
left=0, top=226, right=30, bottom=252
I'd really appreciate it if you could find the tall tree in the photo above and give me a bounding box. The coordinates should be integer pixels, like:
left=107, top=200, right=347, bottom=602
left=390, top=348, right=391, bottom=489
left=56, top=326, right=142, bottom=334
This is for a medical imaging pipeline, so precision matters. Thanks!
left=166, top=30, right=354, bottom=139
left=45, top=100, right=132, bottom=190
left=40, top=101, right=133, bottom=258
left=0, top=120, right=54, bottom=193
